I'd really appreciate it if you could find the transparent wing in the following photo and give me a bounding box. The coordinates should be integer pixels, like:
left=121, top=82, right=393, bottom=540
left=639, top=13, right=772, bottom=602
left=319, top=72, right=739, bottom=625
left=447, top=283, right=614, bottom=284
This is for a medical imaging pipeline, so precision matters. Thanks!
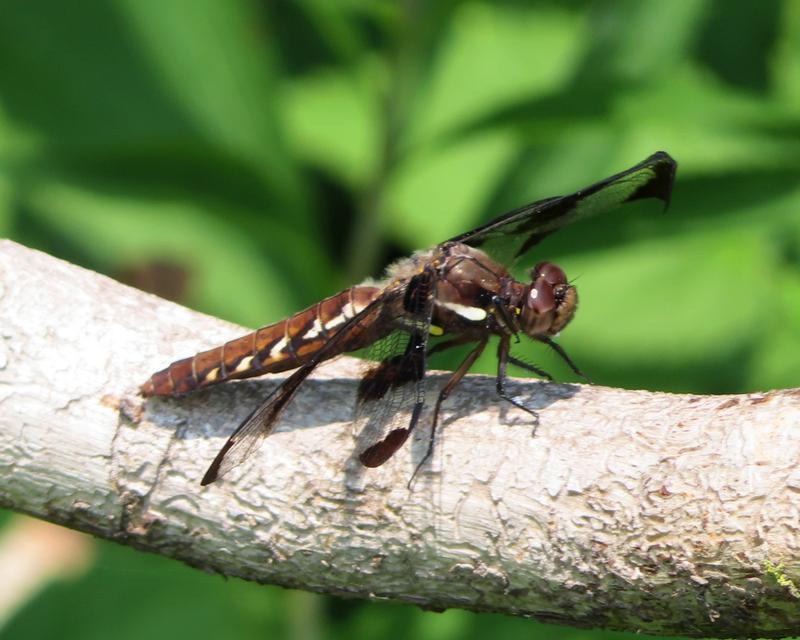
left=448, top=151, right=677, bottom=266
left=201, top=363, right=316, bottom=485
left=201, top=292, right=388, bottom=485
left=354, top=271, right=436, bottom=467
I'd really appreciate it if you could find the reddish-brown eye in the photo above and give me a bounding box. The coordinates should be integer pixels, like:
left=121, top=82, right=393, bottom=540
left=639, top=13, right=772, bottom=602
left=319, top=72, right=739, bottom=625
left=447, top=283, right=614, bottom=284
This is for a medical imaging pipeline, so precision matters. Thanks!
left=529, top=280, right=554, bottom=314
left=532, top=262, right=567, bottom=286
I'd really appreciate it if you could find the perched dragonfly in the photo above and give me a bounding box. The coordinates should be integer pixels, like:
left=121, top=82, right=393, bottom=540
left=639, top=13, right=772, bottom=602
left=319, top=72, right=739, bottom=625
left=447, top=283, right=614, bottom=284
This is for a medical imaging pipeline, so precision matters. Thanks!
left=142, top=151, right=677, bottom=485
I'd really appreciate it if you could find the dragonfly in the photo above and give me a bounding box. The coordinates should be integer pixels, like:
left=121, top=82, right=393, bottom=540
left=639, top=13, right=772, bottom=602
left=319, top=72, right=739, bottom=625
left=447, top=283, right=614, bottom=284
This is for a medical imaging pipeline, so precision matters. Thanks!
left=141, top=151, right=677, bottom=485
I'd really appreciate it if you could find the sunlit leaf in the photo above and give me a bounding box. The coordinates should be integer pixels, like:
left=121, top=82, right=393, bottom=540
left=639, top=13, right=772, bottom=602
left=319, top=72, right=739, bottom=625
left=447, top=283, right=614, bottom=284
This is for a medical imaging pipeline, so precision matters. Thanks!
left=118, top=0, right=307, bottom=216
left=564, top=230, right=765, bottom=364
left=407, top=3, right=583, bottom=144
left=280, top=66, right=381, bottom=188
left=772, top=0, right=800, bottom=108
left=27, top=180, right=298, bottom=328
left=384, top=129, right=518, bottom=247
left=591, top=0, right=709, bottom=82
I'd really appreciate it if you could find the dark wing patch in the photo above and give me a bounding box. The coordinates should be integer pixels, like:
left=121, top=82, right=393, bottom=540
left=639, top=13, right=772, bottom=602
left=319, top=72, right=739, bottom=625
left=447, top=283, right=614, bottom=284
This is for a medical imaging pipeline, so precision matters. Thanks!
left=449, top=151, right=677, bottom=264
left=201, top=292, right=388, bottom=485
left=357, top=349, right=421, bottom=403
left=354, top=271, right=436, bottom=467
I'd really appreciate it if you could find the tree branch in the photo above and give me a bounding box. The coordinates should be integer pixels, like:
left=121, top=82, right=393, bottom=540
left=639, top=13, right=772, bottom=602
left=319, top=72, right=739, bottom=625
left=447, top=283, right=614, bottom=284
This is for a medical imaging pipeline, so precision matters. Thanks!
left=1, top=239, right=800, bottom=637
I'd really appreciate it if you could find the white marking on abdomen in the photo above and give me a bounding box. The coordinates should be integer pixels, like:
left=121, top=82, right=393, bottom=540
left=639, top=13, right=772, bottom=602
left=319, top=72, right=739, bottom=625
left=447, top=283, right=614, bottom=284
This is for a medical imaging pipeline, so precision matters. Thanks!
left=324, top=314, right=347, bottom=331
left=438, top=301, right=487, bottom=322
left=268, top=335, right=290, bottom=359
left=234, top=355, right=254, bottom=373
left=303, top=317, right=325, bottom=340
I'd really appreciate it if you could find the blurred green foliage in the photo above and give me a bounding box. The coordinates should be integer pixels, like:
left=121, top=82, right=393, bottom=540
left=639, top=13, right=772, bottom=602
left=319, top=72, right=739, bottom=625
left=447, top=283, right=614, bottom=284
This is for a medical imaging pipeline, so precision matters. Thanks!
left=1, top=0, right=799, bottom=638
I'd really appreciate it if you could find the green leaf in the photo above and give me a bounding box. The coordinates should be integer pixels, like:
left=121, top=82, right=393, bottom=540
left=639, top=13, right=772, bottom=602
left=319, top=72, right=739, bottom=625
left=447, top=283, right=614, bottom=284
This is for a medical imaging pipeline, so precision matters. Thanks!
left=27, top=180, right=299, bottom=328
left=280, top=66, right=381, bottom=188
left=118, top=0, right=307, bottom=214
left=773, top=0, right=800, bottom=108
left=564, top=229, right=766, bottom=365
left=407, top=3, right=583, bottom=144
left=590, top=0, right=709, bottom=82
left=384, top=129, right=518, bottom=248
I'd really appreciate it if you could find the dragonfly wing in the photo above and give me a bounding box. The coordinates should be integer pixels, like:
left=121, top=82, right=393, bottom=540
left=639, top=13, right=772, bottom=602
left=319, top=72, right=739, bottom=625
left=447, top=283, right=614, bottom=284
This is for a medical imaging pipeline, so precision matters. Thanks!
left=201, top=291, right=390, bottom=485
left=354, top=270, right=437, bottom=467
left=449, top=151, right=677, bottom=265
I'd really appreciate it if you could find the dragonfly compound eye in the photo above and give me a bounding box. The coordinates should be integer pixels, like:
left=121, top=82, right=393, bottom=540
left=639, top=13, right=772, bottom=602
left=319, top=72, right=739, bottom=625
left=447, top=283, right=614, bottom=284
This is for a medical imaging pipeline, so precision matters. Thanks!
left=529, top=278, right=555, bottom=315
left=531, top=261, right=567, bottom=286
left=523, top=277, right=578, bottom=337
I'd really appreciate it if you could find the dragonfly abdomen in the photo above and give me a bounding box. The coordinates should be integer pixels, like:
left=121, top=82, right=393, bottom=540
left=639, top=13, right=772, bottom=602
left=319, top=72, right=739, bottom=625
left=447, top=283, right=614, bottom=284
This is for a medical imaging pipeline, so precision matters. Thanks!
left=141, top=285, right=382, bottom=397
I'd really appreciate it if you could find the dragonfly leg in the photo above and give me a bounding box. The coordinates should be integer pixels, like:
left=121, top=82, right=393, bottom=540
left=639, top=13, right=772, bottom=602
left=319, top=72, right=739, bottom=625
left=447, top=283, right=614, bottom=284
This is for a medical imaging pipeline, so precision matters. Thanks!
left=496, top=335, right=540, bottom=431
left=409, top=337, right=488, bottom=487
left=490, top=295, right=521, bottom=337
left=537, top=336, right=591, bottom=382
left=427, top=333, right=478, bottom=356
left=507, top=355, right=554, bottom=382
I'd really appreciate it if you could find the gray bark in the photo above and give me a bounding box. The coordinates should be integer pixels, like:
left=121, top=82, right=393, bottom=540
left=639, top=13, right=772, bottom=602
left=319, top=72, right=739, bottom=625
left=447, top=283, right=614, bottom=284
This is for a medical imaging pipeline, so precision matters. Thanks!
left=1, top=238, right=799, bottom=638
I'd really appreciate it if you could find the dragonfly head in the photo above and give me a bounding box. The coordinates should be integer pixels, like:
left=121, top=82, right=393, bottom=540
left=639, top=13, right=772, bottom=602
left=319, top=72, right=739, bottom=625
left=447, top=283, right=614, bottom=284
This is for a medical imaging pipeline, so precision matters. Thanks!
left=520, top=262, right=577, bottom=337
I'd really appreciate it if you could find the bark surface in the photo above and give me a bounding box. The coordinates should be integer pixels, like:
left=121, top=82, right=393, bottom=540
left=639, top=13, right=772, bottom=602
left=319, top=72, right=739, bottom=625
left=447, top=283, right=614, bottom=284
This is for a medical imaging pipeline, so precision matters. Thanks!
left=1, top=239, right=799, bottom=637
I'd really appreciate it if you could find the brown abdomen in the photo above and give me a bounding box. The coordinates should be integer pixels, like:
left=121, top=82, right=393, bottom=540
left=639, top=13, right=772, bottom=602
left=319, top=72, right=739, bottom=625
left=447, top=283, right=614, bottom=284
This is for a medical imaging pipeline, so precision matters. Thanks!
left=141, top=286, right=382, bottom=397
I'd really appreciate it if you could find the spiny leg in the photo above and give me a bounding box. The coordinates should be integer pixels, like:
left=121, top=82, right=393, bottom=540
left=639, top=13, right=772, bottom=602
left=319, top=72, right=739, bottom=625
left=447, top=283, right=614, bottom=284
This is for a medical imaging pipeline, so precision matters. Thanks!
left=507, top=355, right=554, bottom=382
left=496, top=335, right=540, bottom=430
left=538, top=335, right=591, bottom=382
left=409, top=337, right=488, bottom=487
